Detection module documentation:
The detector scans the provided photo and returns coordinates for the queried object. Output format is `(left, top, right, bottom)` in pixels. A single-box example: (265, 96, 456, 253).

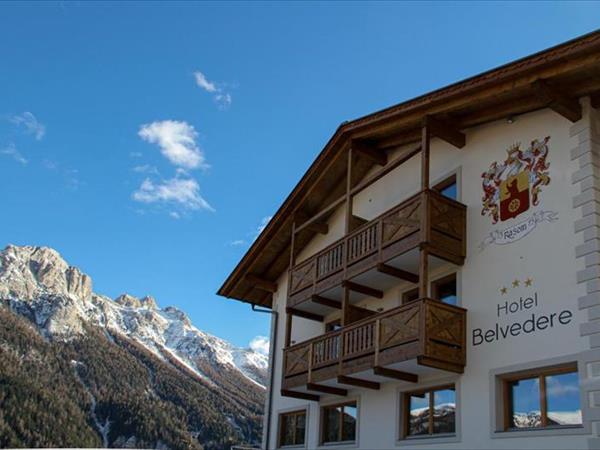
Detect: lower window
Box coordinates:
(503, 364, 582, 430)
(321, 401, 357, 444)
(278, 410, 306, 447)
(402, 385, 456, 438)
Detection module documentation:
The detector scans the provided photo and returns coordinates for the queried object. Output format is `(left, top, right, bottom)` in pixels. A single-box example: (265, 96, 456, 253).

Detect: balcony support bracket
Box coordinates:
(373, 366, 418, 383)
(342, 280, 383, 299)
(245, 274, 277, 293)
(532, 79, 582, 122)
(286, 307, 324, 322)
(281, 389, 320, 402)
(306, 383, 348, 397)
(376, 263, 419, 284)
(311, 295, 342, 309)
(423, 115, 466, 149)
(337, 375, 380, 390)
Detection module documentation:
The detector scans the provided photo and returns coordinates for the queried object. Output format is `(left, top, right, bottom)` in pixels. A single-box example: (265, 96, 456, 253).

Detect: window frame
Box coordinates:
(431, 273, 457, 305)
(433, 174, 457, 200)
(501, 363, 581, 431)
(401, 384, 457, 439)
(278, 409, 308, 448)
(319, 400, 358, 445)
(401, 272, 458, 305)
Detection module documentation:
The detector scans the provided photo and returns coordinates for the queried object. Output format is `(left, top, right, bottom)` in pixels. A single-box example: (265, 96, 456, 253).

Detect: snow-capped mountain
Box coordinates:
(0, 244, 267, 387)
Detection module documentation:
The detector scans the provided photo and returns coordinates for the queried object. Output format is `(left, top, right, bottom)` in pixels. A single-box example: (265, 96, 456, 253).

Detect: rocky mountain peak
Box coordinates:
(0, 244, 92, 301)
(114, 293, 157, 309)
(0, 244, 268, 387)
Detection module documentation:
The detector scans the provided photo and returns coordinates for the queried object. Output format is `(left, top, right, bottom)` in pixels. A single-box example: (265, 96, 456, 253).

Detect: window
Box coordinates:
(402, 288, 419, 304)
(402, 385, 456, 438)
(402, 274, 457, 305)
(278, 410, 306, 447)
(433, 175, 457, 200)
(321, 401, 357, 444)
(325, 319, 342, 332)
(432, 274, 457, 305)
(502, 364, 581, 430)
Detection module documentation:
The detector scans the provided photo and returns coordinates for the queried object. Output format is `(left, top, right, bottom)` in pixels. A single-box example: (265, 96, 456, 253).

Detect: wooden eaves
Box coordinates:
(217, 29, 600, 308)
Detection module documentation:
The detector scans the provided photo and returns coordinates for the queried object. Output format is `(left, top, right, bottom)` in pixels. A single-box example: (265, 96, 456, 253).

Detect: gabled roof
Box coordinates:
(218, 29, 600, 308)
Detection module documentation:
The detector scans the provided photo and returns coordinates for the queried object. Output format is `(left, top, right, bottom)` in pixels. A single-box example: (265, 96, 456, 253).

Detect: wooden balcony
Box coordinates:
(287, 189, 467, 310)
(282, 298, 466, 396)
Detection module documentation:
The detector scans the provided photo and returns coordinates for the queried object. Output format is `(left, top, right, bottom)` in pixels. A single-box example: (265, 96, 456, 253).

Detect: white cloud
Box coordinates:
(256, 216, 272, 237)
(249, 336, 270, 355)
(132, 176, 214, 211)
(194, 71, 217, 93)
(132, 164, 159, 175)
(138, 120, 207, 170)
(169, 211, 181, 219)
(193, 70, 233, 110)
(229, 239, 246, 246)
(1, 143, 27, 165)
(10, 112, 45, 140)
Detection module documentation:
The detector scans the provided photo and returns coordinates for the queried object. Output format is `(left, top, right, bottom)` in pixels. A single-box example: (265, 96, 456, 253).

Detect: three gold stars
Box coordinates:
(499, 278, 533, 295)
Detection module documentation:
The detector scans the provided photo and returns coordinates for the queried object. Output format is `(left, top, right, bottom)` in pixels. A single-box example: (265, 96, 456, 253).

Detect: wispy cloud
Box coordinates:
(194, 71, 233, 110)
(10, 112, 45, 140)
(249, 336, 270, 355)
(194, 71, 217, 93)
(132, 164, 159, 175)
(130, 151, 143, 158)
(132, 176, 214, 212)
(169, 211, 181, 220)
(138, 120, 207, 170)
(1, 143, 27, 165)
(229, 216, 273, 247)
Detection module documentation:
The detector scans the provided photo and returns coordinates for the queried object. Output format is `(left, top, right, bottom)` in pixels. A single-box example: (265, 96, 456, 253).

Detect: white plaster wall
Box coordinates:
(266, 106, 592, 449)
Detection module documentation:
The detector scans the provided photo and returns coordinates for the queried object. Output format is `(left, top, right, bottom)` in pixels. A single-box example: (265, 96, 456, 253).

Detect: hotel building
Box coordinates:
(219, 31, 600, 449)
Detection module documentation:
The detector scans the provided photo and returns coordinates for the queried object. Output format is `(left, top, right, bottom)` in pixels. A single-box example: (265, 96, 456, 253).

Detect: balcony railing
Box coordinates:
(288, 189, 467, 305)
(282, 298, 467, 388)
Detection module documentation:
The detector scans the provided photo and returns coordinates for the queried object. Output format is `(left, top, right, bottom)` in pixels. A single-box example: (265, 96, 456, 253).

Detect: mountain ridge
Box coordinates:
(0, 244, 266, 449)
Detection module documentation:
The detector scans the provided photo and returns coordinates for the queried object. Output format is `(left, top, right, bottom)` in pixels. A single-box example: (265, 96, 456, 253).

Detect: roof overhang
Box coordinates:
(218, 29, 600, 308)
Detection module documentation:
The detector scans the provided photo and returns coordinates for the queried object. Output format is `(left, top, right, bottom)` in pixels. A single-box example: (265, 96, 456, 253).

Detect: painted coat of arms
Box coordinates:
(481, 136, 551, 224)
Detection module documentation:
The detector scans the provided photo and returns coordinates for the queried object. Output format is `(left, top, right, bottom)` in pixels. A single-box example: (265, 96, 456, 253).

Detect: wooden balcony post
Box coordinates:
(285, 312, 293, 347)
(421, 118, 431, 190)
(419, 248, 429, 298)
(345, 147, 354, 234)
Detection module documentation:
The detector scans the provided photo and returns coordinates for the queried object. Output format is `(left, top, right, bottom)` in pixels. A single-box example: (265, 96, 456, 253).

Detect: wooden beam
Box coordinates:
(532, 79, 582, 122)
(281, 389, 320, 402)
(418, 356, 464, 374)
(376, 263, 419, 283)
(351, 146, 421, 196)
(294, 196, 345, 234)
(373, 366, 418, 383)
(342, 280, 383, 299)
(286, 307, 324, 322)
(351, 140, 387, 166)
(424, 115, 466, 149)
(311, 295, 341, 309)
(307, 382, 348, 396)
(245, 274, 277, 293)
(337, 375, 380, 390)
(294, 211, 329, 235)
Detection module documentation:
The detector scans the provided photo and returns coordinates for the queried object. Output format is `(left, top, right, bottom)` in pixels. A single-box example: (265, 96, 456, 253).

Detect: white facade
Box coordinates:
(262, 99, 600, 450)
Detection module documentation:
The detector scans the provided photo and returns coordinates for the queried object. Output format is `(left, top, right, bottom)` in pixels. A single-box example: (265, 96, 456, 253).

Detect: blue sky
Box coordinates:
(0, 2, 598, 350)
